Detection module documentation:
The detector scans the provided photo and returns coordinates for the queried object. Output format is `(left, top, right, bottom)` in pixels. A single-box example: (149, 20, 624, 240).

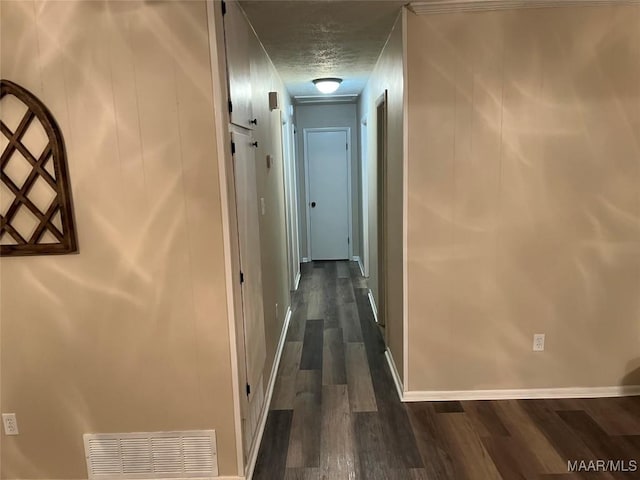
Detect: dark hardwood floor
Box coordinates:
(253, 261, 640, 479)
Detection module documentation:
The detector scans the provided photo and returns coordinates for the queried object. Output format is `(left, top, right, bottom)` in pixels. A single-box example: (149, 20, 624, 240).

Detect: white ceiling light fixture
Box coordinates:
(313, 78, 342, 94)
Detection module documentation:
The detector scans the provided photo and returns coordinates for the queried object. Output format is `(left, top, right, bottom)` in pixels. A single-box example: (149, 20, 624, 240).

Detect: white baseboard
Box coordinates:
(367, 289, 378, 324)
(403, 385, 640, 402)
(245, 306, 293, 480)
(353, 256, 365, 277)
(294, 271, 301, 291)
(302, 257, 310, 263)
(385, 349, 404, 401)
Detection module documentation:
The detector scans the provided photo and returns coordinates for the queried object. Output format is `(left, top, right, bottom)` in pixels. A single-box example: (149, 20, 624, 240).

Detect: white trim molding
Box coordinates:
(245, 307, 293, 480)
(385, 349, 404, 401)
(294, 271, 301, 291)
(410, 0, 640, 14)
(367, 289, 378, 324)
(401, 6, 410, 395)
(205, 1, 244, 474)
(403, 385, 640, 402)
(353, 256, 365, 277)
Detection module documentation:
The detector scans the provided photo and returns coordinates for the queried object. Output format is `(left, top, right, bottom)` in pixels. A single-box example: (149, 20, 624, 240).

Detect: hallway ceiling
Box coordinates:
(238, 1, 406, 99)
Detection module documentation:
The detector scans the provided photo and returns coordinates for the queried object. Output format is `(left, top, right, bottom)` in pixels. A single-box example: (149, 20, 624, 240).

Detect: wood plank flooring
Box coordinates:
(253, 261, 640, 479)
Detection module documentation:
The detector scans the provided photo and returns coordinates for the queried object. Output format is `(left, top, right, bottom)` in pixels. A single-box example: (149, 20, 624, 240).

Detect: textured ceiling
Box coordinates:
(239, 1, 406, 98)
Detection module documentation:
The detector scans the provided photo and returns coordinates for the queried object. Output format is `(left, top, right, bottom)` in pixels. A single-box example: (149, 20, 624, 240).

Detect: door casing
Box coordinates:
(281, 112, 301, 290)
(376, 92, 388, 338)
(360, 116, 369, 277)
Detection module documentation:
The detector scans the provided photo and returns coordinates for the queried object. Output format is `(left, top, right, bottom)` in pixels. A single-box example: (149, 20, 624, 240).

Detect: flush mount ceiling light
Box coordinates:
(312, 78, 342, 94)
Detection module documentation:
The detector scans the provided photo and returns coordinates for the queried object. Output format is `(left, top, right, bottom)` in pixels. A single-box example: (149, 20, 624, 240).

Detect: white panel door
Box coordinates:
(223, 0, 253, 129)
(306, 129, 350, 260)
(232, 129, 266, 404)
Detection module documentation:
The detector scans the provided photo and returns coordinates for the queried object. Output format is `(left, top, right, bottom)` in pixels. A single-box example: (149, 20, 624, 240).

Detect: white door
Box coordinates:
(223, 0, 253, 129)
(305, 128, 350, 260)
(231, 129, 266, 406)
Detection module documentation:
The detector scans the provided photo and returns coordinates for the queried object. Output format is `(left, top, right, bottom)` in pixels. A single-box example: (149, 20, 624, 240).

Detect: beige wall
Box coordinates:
(406, 5, 640, 391)
(1, 1, 238, 477)
(359, 13, 405, 379)
(247, 31, 293, 391)
(295, 103, 360, 261)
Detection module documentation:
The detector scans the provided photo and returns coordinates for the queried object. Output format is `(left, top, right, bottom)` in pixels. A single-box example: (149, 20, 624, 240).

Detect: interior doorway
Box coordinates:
(230, 126, 267, 453)
(304, 127, 352, 260)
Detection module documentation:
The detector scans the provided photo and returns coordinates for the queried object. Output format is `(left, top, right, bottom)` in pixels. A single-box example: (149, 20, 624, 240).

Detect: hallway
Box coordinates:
(253, 260, 424, 479)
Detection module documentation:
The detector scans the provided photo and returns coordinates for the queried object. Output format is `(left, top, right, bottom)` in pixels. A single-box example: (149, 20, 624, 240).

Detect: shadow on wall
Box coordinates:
(622, 358, 640, 385)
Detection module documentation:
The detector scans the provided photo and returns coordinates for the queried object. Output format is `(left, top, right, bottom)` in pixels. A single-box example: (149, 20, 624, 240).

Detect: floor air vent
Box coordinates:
(83, 430, 218, 479)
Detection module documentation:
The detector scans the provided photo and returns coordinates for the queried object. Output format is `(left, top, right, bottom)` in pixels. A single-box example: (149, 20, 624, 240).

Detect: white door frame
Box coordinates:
(206, 0, 244, 473)
(290, 122, 301, 287)
(360, 116, 369, 277)
(303, 127, 352, 261)
(281, 111, 301, 290)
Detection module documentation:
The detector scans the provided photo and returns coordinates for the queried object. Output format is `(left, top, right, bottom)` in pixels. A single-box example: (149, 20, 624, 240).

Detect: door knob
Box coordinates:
(311, 201, 316, 208)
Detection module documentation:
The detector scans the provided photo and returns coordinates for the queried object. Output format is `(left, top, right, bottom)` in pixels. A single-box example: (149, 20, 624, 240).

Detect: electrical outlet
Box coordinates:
(2, 413, 19, 435)
(533, 334, 545, 352)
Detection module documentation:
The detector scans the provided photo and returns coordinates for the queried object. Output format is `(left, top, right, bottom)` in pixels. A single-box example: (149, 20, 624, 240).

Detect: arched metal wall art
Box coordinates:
(0, 80, 78, 256)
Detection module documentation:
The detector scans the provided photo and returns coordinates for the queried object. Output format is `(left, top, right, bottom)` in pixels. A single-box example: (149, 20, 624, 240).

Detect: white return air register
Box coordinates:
(83, 430, 218, 479)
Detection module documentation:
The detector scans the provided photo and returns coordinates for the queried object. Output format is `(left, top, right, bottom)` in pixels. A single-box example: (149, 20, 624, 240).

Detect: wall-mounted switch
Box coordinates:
(2, 413, 19, 435)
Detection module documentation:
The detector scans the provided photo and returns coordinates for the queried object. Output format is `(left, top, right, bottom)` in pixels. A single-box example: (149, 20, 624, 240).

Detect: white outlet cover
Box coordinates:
(533, 333, 545, 352)
(2, 413, 19, 435)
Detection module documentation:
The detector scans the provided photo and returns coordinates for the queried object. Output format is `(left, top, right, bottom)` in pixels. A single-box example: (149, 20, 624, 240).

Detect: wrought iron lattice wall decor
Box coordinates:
(0, 79, 78, 256)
